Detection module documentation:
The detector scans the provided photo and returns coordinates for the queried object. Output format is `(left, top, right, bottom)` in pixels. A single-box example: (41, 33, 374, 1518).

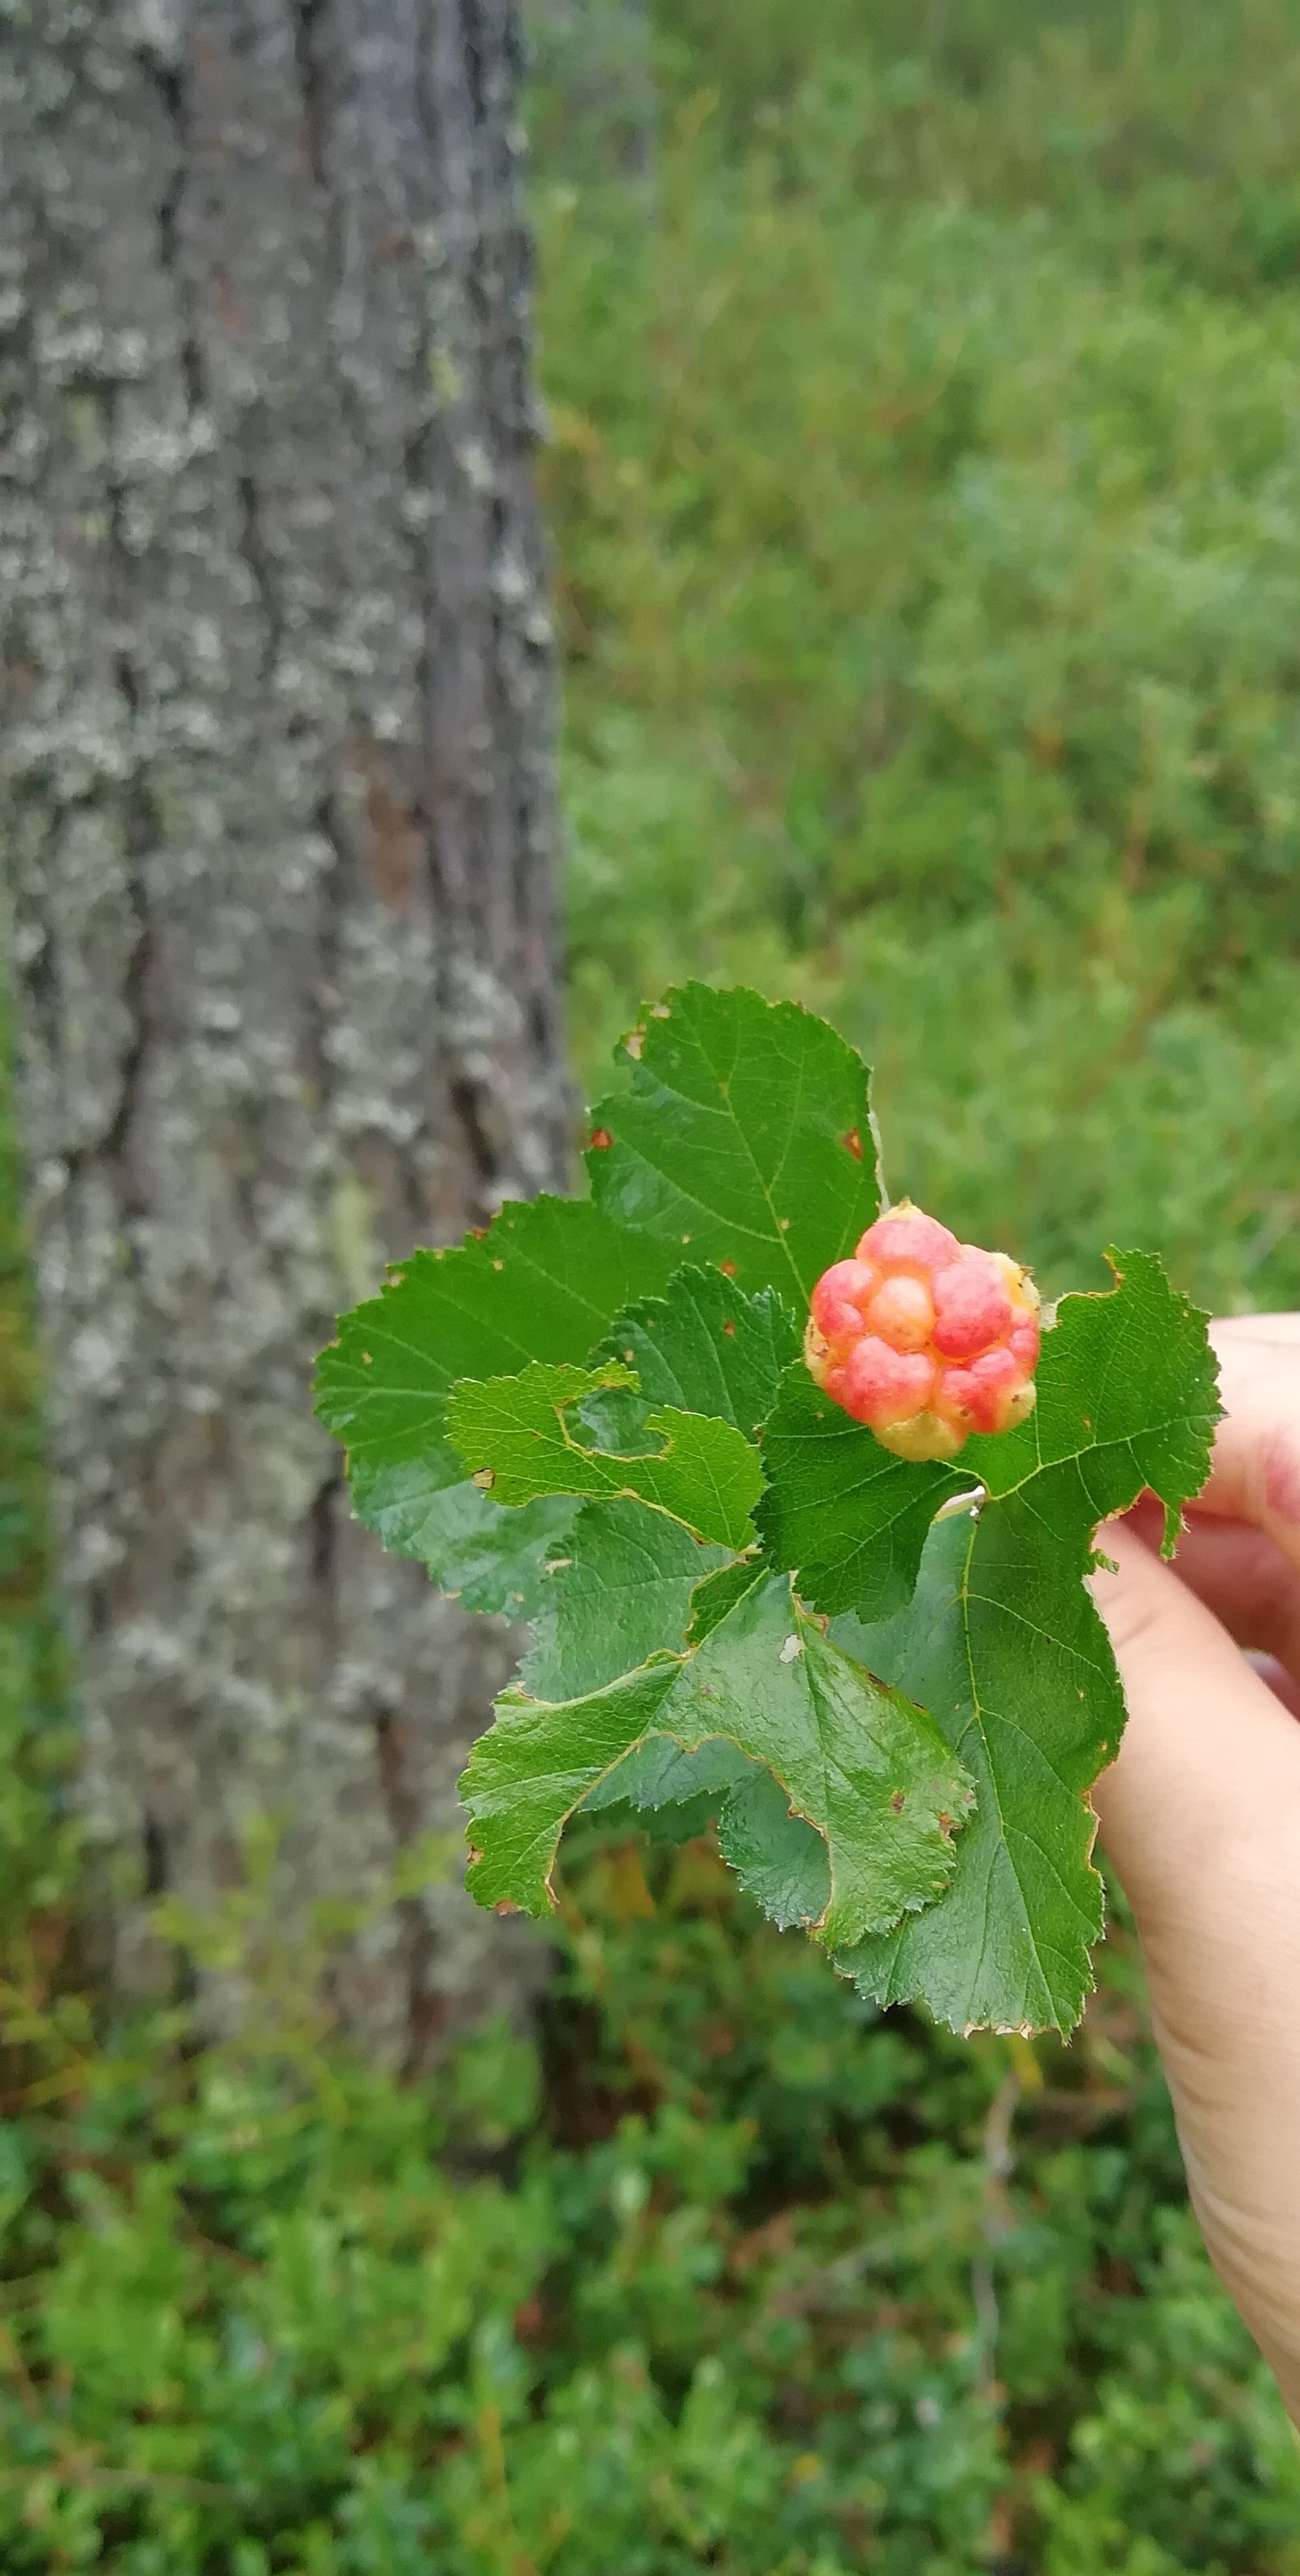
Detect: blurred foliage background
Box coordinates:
(3, 2, 1300, 2566)
(545, 0, 1300, 1314)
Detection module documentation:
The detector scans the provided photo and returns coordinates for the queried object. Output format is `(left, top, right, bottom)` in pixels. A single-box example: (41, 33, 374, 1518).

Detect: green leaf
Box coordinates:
(446, 1361, 765, 1550)
(514, 1265, 782, 1702)
(970, 1245, 1224, 1554)
(314, 1197, 678, 1614)
(684, 1579, 973, 1945)
(320, 969, 1220, 2036)
(582, 1788, 724, 1846)
(587, 985, 881, 1303)
(756, 1366, 969, 1620)
(317, 1196, 677, 1468)
(687, 1556, 772, 1643)
(715, 1764, 832, 1930)
(828, 1251, 1221, 2034)
(464, 1657, 682, 1914)
(577, 1731, 831, 1916)
(580, 1732, 754, 1815)
(578, 1732, 756, 1846)
(832, 1504, 1114, 2035)
(522, 1500, 730, 1702)
(596, 1263, 801, 1440)
(359, 1466, 578, 1619)
(462, 1570, 973, 1941)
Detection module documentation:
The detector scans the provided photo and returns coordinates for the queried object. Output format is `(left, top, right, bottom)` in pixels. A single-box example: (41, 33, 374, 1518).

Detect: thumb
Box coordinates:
(1091, 1519, 1300, 1915)
(1091, 1524, 1300, 2422)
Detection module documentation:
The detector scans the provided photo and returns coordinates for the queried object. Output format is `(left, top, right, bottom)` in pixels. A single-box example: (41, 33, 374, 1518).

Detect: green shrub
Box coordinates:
(2, 1828, 1298, 2573)
(650, 0, 1300, 298)
(539, 3, 1300, 1312)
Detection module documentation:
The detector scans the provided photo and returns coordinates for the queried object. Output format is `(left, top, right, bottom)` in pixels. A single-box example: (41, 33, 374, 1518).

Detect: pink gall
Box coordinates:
(806, 1199, 1040, 1458)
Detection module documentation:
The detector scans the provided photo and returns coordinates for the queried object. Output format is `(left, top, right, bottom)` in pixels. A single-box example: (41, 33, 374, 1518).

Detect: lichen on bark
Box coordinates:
(0, 0, 569, 2061)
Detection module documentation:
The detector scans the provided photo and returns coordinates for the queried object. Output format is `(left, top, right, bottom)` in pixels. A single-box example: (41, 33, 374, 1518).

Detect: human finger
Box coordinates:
(1090, 1526, 1300, 2422)
(1124, 1500, 1300, 1681)
(1188, 1318, 1300, 1571)
(1208, 1312, 1300, 1344)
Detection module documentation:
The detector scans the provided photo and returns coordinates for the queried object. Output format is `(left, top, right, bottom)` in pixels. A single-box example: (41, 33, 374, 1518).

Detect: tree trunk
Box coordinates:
(0, 0, 569, 2063)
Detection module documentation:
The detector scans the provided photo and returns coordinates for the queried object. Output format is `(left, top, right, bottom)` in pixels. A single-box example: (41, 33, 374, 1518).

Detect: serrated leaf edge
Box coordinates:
(447, 1359, 765, 1549)
(464, 1563, 973, 1940)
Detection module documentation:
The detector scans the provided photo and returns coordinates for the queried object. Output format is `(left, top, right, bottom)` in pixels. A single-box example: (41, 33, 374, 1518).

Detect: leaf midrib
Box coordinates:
(956, 1516, 1068, 2026)
(618, 995, 866, 1304)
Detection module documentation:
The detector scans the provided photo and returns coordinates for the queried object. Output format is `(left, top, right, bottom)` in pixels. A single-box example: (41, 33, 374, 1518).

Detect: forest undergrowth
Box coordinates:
(3, 3, 1300, 2566)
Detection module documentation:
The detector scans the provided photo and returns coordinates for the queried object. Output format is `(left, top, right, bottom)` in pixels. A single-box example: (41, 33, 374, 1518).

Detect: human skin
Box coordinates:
(1090, 1314, 1300, 2427)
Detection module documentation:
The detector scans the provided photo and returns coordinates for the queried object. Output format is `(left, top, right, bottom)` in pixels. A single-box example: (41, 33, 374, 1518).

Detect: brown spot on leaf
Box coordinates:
(719, 1258, 738, 1278)
(471, 1469, 496, 1491)
(723, 1320, 736, 1337)
(625, 1028, 645, 1060)
(589, 1127, 613, 1150)
(494, 1898, 521, 1916)
(842, 1128, 864, 1160)
(890, 1790, 906, 1814)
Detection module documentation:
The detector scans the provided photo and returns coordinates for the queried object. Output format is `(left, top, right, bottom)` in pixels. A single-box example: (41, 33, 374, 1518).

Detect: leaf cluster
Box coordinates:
(317, 986, 1220, 2034)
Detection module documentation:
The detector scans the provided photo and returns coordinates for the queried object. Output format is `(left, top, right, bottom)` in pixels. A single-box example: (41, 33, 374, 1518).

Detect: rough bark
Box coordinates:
(0, 0, 569, 2062)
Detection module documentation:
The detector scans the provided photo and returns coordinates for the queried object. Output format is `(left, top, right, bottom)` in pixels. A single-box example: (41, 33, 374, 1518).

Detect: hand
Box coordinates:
(1090, 1315, 1300, 2426)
